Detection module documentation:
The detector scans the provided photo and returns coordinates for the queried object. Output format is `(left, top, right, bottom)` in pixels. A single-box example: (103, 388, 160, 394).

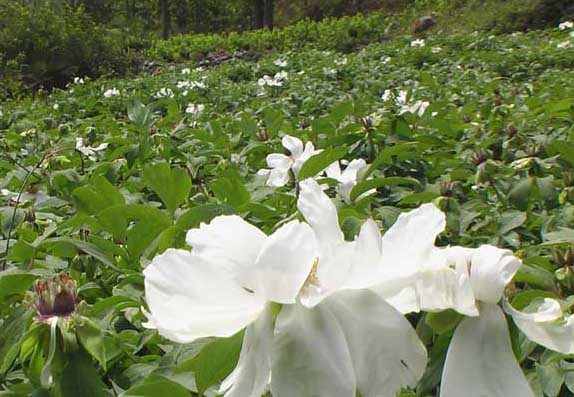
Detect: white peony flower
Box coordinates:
(185, 103, 205, 117)
(410, 39, 426, 48)
(559, 21, 573, 30)
(103, 88, 120, 98)
(324, 159, 374, 203)
(75, 137, 109, 161)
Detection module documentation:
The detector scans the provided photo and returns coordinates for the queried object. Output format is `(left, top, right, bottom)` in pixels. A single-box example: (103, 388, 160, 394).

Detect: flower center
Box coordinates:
(305, 257, 320, 287)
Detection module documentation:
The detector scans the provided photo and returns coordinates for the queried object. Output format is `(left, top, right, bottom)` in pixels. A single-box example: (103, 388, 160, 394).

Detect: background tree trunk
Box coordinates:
(263, 0, 273, 28)
(254, 0, 264, 29)
(159, 0, 170, 39)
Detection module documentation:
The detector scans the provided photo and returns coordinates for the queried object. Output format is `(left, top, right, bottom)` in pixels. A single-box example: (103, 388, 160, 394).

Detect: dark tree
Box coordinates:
(254, 0, 264, 29)
(159, 0, 170, 38)
(263, 0, 273, 28)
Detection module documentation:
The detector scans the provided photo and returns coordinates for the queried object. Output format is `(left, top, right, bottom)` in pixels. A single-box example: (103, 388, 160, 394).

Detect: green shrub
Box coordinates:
(147, 12, 391, 62)
(0, 0, 131, 99)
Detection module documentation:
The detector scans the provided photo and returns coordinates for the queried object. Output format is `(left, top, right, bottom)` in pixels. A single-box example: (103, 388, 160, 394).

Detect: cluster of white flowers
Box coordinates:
(411, 39, 426, 48)
(334, 57, 348, 67)
(176, 80, 206, 90)
(154, 87, 174, 99)
(144, 136, 574, 396)
(273, 58, 288, 68)
(181, 67, 191, 75)
(258, 71, 289, 87)
(382, 89, 430, 117)
(73, 77, 85, 85)
(103, 88, 120, 98)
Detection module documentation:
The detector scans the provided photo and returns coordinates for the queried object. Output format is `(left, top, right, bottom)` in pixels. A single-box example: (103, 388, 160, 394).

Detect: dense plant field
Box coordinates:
(1, 21, 574, 397)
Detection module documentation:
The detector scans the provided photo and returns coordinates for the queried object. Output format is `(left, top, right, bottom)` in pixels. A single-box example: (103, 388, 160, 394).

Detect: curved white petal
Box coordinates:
(271, 304, 356, 397)
(470, 245, 521, 304)
(440, 304, 533, 397)
(325, 161, 342, 180)
(186, 215, 267, 289)
(266, 153, 291, 170)
(292, 142, 317, 176)
(340, 159, 367, 183)
(381, 203, 446, 280)
(267, 167, 290, 187)
(342, 219, 384, 290)
(504, 298, 574, 354)
(220, 305, 273, 397)
(143, 249, 265, 343)
(281, 135, 304, 158)
(298, 178, 344, 246)
(252, 221, 317, 304)
(327, 290, 427, 397)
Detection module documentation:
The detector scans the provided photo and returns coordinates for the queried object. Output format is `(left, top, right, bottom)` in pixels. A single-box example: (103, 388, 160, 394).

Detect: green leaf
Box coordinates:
(542, 228, 574, 246)
(143, 163, 192, 214)
(127, 101, 154, 129)
(76, 318, 106, 370)
(350, 177, 420, 202)
(122, 375, 191, 397)
(72, 175, 124, 214)
(211, 175, 250, 209)
(97, 204, 171, 259)
(175, 204, 235, 230)
(498, 211, 526, 235)
(425, 310, 463, 334)
(55, 353, 108, 397)
(40, 237, 118, 270)
(364, 142, 421, 178)
(297, 147, 348, 180)
(0, 307, 34, 376)
(176, 331, 244, 396)
(0, 273, 39, 300)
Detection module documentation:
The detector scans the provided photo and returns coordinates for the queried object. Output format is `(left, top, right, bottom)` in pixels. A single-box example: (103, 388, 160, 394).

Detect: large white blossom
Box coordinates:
(103, 88, 120, 98)
(143, 178, 428, 397)
(559, 21, 574, 30)
(75, 138, 109, 161)
(382, 90, 430, 117)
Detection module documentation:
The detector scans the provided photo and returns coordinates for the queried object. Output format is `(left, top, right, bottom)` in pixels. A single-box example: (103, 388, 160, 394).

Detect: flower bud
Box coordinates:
(34, 273, 77, 320)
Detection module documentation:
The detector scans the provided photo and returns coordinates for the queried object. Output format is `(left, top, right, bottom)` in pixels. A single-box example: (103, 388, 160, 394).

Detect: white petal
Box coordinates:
(271, 304, 356, 397)
(298, 178, 344, 246)
(281, 135, 303, 158)
(504, 298, 574, 354)
(292, 142, 317, 176)
(325, 161, 342, 180)
(440, 304, 534, 397)
(340, 159, 367, 183)
(470, 245, 521, 304)
(327, 290, 427, 397)
(220, 305, 273, 397)
(342, 219, 384, 290)
(252, 221, 317, 304)
(266, 153, 291, 170)
(185, 215, 266, 290)
(143, 249, 265, 343)
(266, 167, 290, 187)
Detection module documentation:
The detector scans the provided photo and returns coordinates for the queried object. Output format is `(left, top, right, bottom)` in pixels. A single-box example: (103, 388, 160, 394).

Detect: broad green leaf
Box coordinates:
(76, 318, 106, 370)
(425, 310, 463, 334)
(122, 375, 191, 397)
(55, 353, 108, 397)
(0, 273, 39, 300)
(297, 147, 348, 180)
(350, 177, 420, 202)
(176, 331, 244, 396)
(211, 175, 250, 208)
(175, 204, 235, 230)
(143, 163, 192, 214)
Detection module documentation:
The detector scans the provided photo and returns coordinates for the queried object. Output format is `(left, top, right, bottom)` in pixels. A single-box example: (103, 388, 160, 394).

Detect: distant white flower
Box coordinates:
(431, 46, 442, 53)
(154, 87, 174, 99)
(334, 57, 348, 67)
(325, 159, 374, 203)
(557, 40, 573, 49)
(274, 59, 288, 68)
(75, 138, 109, 161)
(257, 135, 318, 187)
(382, 90, 430, 117)
(52, 104, 59, 110)
(73, 77, 85, 85)
(559, 21, 574, 30)
(103, 88, 120, 98)
(258, 72, 288, 88)
(185, 103, 205, 117)
(177, 80, 206, 90)
(181, 68, 191, 74)
(381, 56, 392, 64)
(410, 39, 425, 48)
(323, 68, 337, 78)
